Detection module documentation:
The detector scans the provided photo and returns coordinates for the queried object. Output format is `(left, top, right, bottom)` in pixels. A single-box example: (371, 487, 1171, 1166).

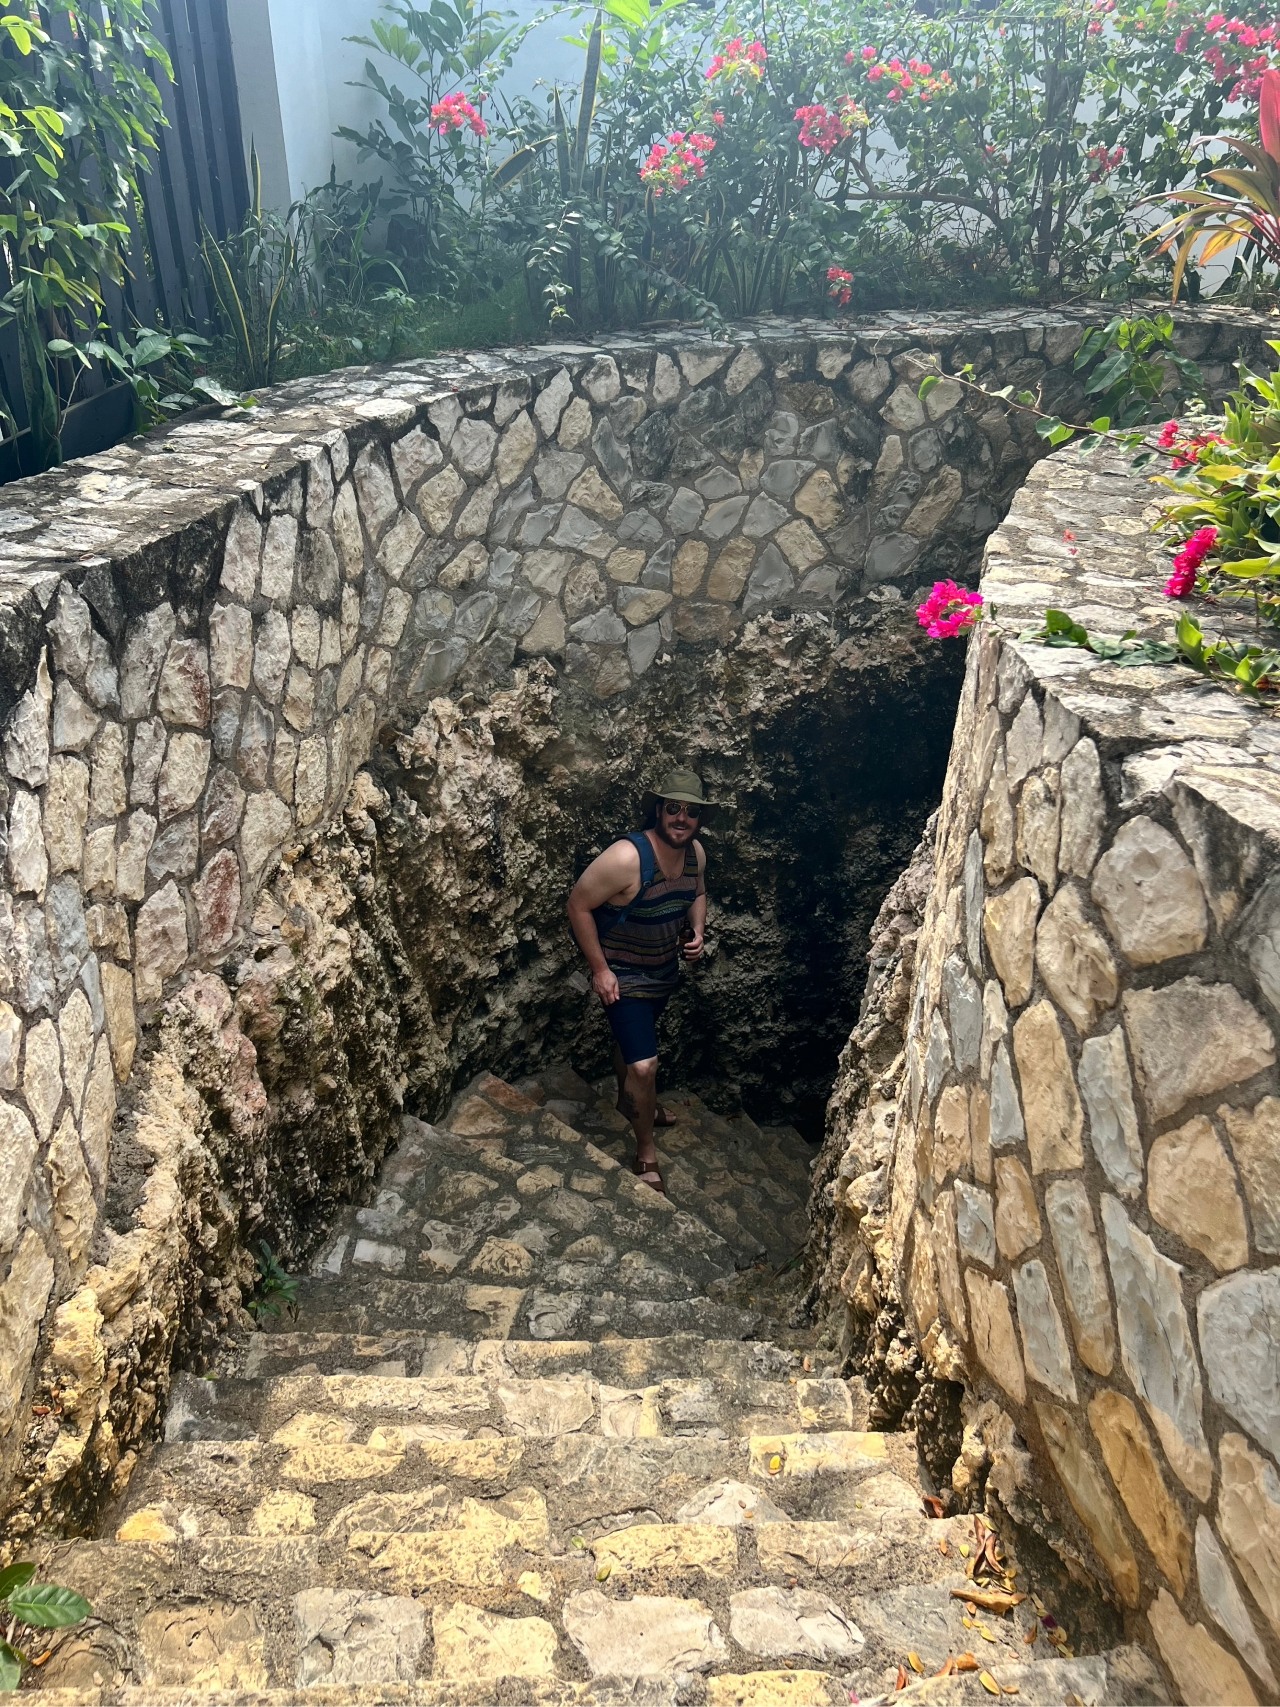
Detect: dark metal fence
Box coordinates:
(0, 0, 248, 479)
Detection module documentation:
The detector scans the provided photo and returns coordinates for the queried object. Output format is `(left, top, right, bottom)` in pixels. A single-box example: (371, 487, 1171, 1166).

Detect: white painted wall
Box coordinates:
(223, 0, 583, 209)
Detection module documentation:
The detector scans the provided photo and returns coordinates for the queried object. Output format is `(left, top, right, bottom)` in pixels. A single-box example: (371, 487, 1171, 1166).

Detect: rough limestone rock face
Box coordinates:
(815, 444, 1280, 1702)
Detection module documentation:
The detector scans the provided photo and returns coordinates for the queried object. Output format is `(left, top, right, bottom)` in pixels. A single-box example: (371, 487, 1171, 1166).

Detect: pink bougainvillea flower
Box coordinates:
(639, 127, 716, 194)
(796, 99, 868, 155)
(826, 265, 854, 307)
(1164, 525, 1218, 596)
(916, 580, 984, 638)
(1261, 64, 1280, 158)
(706, 36, 766, 83)
(431, 90, 488, 136)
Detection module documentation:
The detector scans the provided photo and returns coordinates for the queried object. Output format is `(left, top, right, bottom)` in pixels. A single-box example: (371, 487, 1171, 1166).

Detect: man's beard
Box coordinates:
(654, 819, 690, 848)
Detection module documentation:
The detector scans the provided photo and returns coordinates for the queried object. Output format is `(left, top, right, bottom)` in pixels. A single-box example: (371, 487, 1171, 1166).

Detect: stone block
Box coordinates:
(994, 1156, 1040, 1260)
(983, 876, 1039, 1008)
(954, 1180, 995, 1268)
(1092, 816, 1208, 965)
(138, 1602, 267, 1688)
(293, 1588, 425, 1686)
(1219, 1432, 1280, 1642)
(1148, 1587, 1259, 1707)
(592, 1524, 737, 1579)
(989, 1041, 1026, 1152)
(1035, 883, 1117, 1035)
(0, 1227, 53, 1434)
(1123, 978, 1274, 1124)
(1012, 1001, 1083, 1172)
(964, 1269, 1025, 1404)
(707, 1672, 838, 1707)
(1035, 1399, 1139, 1608)
(1101, 1195, 1211, 1500)
(0, 1001, 18, 1091)
(1044, 1179, 1114, 1376)
(1012, 1258, 1076, 1403)
(8, 788, 47, 896)
(1199, 1270, 1280, 1461)
(562, 1589, 724, 1678)
(1196, 1515, 1279, 1693)
(1058, 738, 1105, 878)
(22, 1016, 62, 1141)
(1088, 1389, 1190, 1595)
(728, 1588, 863, 1662)
(1078, 1027, 1143, 1197)
(1149, 1116, 1248, 1270)
(134, 880, 189, 1003)
(1220, 1097, 1280, 1254)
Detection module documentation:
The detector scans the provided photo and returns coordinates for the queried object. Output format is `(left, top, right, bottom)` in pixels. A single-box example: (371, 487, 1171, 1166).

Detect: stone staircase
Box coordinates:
(27, 1068, 1166, 1706)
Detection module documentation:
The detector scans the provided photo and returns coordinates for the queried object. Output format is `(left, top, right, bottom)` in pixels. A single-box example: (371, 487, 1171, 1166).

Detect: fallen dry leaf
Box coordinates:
(1003, 1687, 1020, 1696)
(979, 1626, 997, 1643)
(959, 1543, 971, 1558)
(937, 1538, 951, 1557)
(768, 1454, 783, 1475)
(951, 1585, 1026, 1614)
(907, 1653, 923, 1674)
(1023, 1626, 1039, 1647)
(954, 1654, 980, 1672)
(894, 1665, 909, 1691)
(979, 1671, 1001, 1695)
(923, 1494, 946, 1519)
(937, 1657, 955, 1678)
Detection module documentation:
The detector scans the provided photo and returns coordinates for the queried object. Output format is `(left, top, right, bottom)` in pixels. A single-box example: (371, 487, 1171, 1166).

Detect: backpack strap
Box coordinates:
(597, 833, 657, 937)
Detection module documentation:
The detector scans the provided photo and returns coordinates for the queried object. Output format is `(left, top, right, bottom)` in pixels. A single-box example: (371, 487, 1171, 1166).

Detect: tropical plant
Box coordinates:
(201, 147, 311, 391)
(248, 1242, 299, 1323)
(0, 1560, 91, 1691)
(338, 0, 527, 292)
(1149, 65, 1280, 295)
(0, 0, 170, 466)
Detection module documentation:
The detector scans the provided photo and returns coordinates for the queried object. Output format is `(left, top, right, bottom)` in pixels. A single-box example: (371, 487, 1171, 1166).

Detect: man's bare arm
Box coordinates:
(566, 841, 642, 1003)
(684, 840, 708, 959)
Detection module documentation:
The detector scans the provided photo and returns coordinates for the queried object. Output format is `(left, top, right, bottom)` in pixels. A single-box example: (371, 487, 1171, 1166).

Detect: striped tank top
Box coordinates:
(593, 838, 699, 1001)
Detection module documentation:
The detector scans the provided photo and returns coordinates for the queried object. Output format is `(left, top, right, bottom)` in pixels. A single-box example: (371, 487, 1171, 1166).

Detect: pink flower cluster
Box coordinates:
(795, 98, 868, 155)
(705, 37, 767, 84)
(826, 265, 853, 307)
(916, 580, 983, 638)
(1157, 418, 1228, 468)
(431, 91, 487, 137)
(1172, 12, 1279, 99)
(1086, 142, 1125, 180)
(1165, 525, 1218, 596)
(640, 128, 717, 195)
(858, 52, 953, 102)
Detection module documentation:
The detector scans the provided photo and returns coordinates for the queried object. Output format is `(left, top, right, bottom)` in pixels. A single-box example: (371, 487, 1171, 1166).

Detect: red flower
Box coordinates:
(431, 90, 488, 137)
(916, 580, 983, 638)
(1164, 525, 1218, 596)
(826, 265, 854, 307)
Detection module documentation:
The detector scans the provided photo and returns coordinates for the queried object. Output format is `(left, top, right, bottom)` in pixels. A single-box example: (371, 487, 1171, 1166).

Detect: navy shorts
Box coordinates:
(605, 993, 670, 1064)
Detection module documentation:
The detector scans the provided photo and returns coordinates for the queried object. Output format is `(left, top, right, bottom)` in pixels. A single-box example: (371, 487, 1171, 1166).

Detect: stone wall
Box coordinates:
(818, 444, 1280, 1704)
(0, 306, 1267, 1541)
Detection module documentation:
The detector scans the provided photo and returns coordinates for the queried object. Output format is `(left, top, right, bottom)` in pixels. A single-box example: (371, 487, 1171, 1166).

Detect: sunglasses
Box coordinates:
(661, 800, 702, 819)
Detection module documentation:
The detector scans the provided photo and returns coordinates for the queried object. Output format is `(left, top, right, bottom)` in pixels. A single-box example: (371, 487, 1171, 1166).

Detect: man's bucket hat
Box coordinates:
(647, 767, 715, 808)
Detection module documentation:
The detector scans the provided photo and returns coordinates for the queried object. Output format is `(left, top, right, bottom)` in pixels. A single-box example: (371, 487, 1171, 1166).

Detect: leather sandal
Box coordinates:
(632, 1157, 666, 1195)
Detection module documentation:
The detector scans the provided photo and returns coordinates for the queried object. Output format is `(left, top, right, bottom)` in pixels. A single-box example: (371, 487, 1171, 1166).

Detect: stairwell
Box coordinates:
(27, 1069, 1166, 1706)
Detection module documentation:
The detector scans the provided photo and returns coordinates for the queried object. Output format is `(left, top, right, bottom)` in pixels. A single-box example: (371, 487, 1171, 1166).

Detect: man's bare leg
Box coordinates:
(614, 1041, 675, 1129)
(619, 1054, 659, 1172)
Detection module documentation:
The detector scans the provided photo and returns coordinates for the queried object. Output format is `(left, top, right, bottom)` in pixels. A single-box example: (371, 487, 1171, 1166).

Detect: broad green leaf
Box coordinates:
(6, 1582, 91, 1629)
(0, 1640, 22, 1692)
(0, 1564, 35, 1600)
(917, 374, 940, 400)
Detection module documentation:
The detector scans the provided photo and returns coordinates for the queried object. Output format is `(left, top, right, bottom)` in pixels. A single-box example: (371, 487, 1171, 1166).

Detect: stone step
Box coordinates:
(32, 1525, 1112, 1699)
(110, 1428, 924, 1548)
(857, 1642, 1169, 1706)
(267, 1273, 767, 1342)
(21, 1688, 685, 1707)
(164, 1367, 862, 1448)
(237, 1331, 831, 1388)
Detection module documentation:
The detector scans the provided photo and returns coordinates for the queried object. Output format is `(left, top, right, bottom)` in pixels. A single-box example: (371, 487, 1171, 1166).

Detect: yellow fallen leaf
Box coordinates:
(595, 1564, 611, 1581)
(980, 1625, 997, 1642)
(1030, 1594, 1046, 1616)
(907, 1653, 923, 1674)
(979, 1672, 1001, 1696)
(959, 1543, 971, 1558)
(768, 1454, 783, 1475)
(962, 1616, 975, 1628)
(1003, 1688, 1020, 1697)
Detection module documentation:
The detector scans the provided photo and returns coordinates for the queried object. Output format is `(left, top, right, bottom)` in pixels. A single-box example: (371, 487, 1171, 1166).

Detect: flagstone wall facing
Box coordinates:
(877, 446, 1280, 1705)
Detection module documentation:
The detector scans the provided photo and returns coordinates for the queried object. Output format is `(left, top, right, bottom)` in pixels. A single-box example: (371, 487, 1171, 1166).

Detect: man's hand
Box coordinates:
(592, 966, 621, 1005)
(682, 930, 705, 962)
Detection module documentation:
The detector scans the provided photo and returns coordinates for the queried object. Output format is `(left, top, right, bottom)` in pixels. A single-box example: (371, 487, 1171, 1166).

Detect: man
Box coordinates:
(566, 767, 710, 1194)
